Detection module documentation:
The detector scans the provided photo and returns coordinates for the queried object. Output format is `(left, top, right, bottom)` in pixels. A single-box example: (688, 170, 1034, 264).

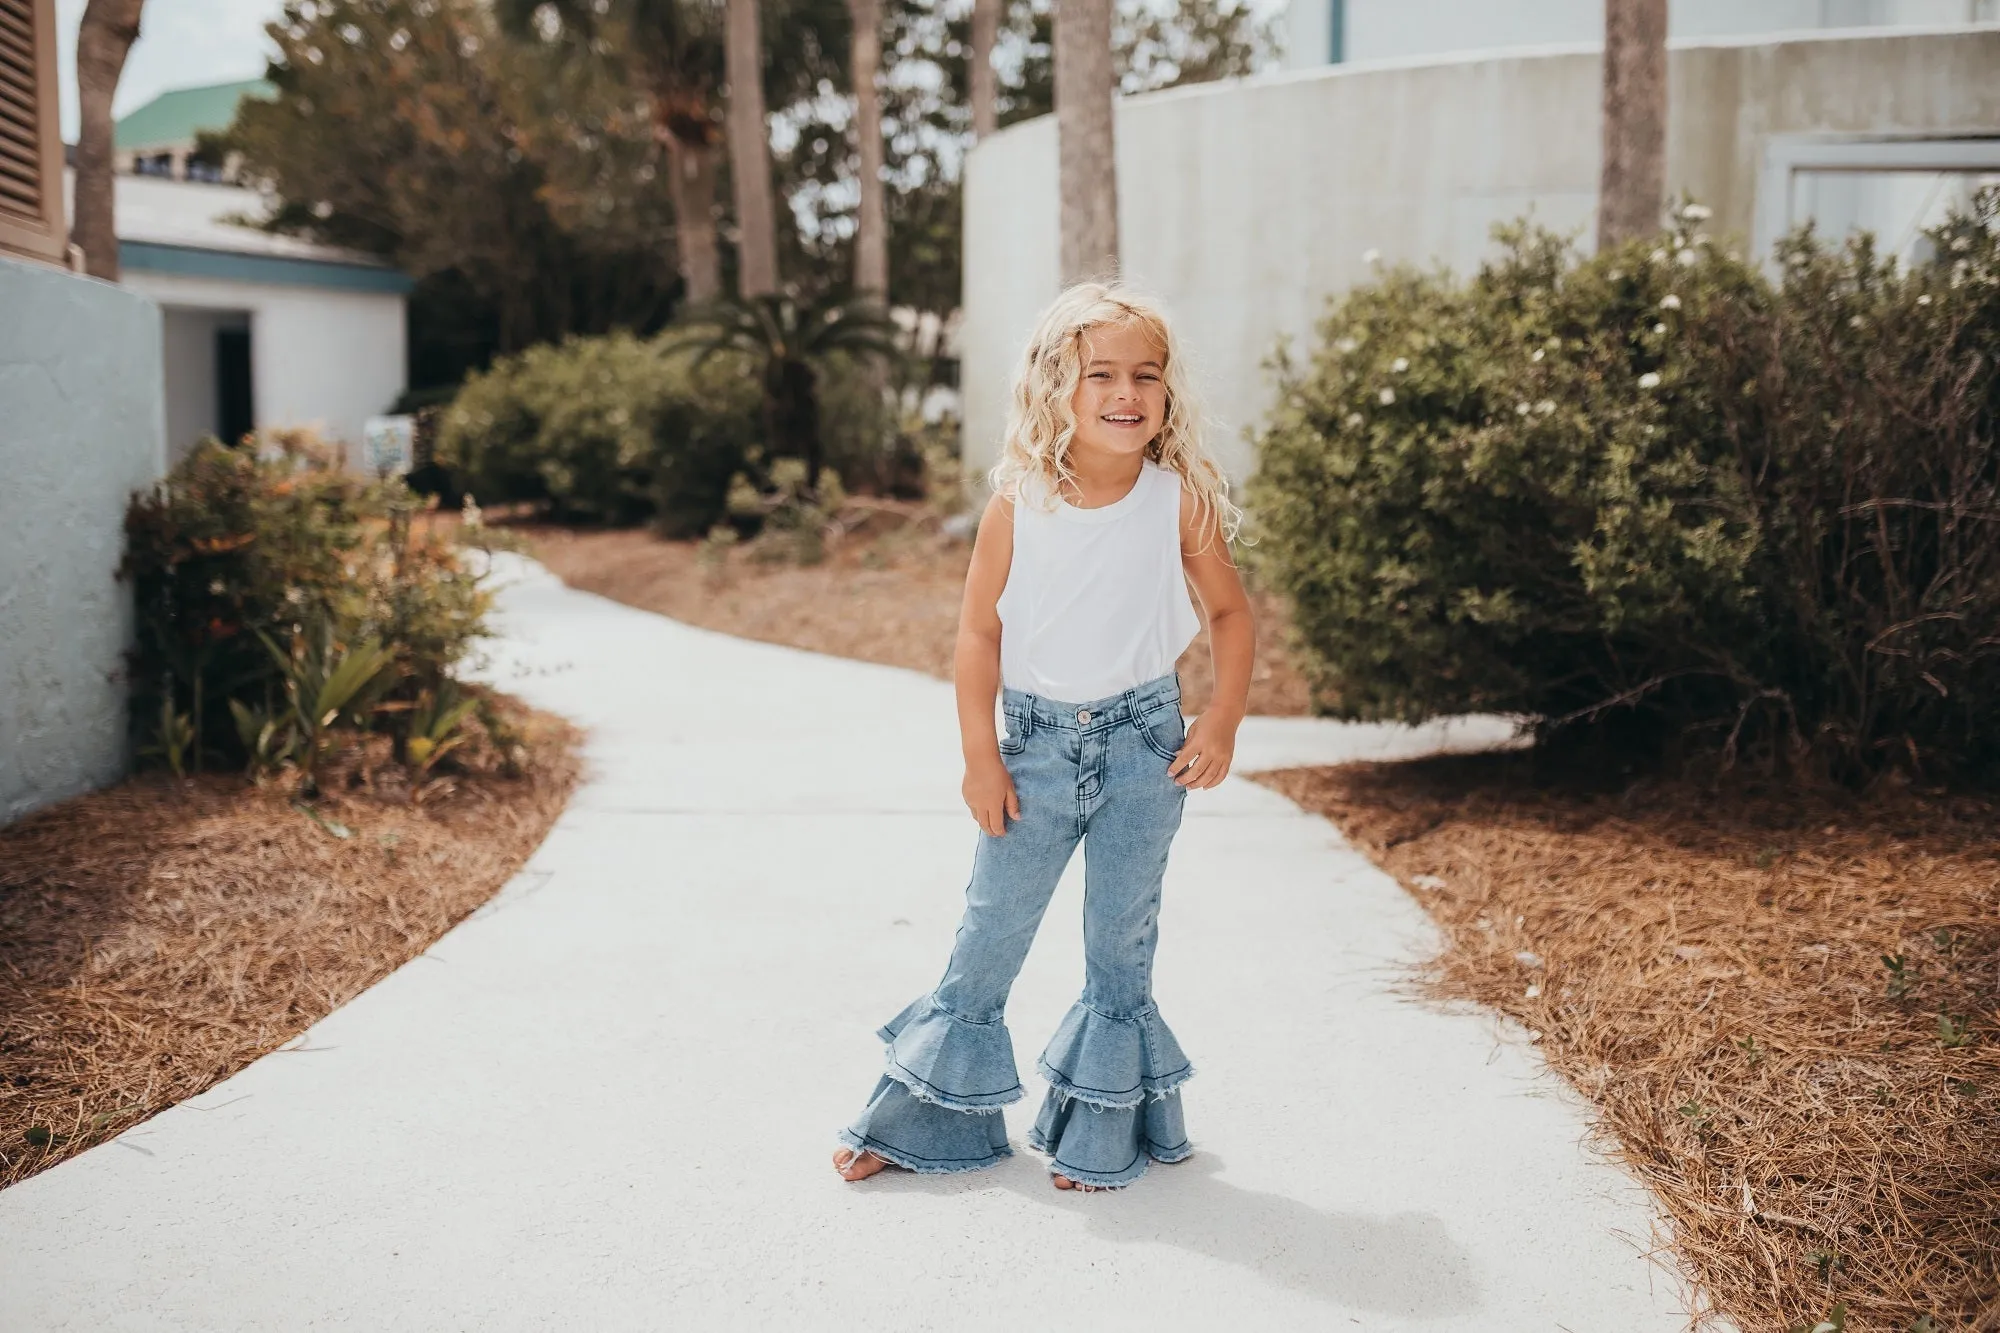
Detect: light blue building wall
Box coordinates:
(0, 256, 167, 825)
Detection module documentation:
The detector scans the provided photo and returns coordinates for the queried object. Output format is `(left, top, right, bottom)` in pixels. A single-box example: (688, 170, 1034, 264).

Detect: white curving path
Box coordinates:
(0, 555, 1698, 1331)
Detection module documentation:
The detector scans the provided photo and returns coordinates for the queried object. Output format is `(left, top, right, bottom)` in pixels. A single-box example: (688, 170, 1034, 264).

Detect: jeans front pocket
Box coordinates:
(1137, 702, 1185, 761)
(999, 707, 1030, 755)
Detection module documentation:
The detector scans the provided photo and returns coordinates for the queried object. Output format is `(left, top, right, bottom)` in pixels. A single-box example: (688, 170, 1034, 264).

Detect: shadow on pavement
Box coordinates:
(867, 1149, 1483, 1317)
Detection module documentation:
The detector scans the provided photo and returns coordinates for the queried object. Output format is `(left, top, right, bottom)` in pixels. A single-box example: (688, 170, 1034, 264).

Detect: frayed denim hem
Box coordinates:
(1024, 1126, 1174, 1189)
(882, 1054, 1024, 1113)
(1033, 1000, 1194, 1109)
(836, 1128, 1012, 1176)
(1035, 1057, 1195, 1110)
(874, 994, 1025, 1112)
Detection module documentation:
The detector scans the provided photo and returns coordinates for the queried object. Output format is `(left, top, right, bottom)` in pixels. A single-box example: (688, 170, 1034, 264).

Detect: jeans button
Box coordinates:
(1077, 709, 1091, 724)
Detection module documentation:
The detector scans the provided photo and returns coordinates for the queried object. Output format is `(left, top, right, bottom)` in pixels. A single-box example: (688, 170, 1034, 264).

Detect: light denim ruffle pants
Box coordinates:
(838, 672, 1195, 1188)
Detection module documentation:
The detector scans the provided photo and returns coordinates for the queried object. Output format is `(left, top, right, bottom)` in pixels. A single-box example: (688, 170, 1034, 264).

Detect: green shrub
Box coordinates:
(121, 434, 489, 774)
(435, 332, 762, 534)
(1252, 195, 2000, 782)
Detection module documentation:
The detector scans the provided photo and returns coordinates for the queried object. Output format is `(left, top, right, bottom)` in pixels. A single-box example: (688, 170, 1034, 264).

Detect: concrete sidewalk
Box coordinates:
(0, 555, 1695, 1330)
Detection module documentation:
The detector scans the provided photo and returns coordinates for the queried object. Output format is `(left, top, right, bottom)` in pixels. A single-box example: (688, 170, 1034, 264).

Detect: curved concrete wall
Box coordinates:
(962, 27, 2000, 482)
(0, 256, 166, 825)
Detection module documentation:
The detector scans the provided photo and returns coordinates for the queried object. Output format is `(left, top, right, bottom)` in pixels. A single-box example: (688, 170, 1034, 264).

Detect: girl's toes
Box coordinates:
(833, 1148, 888, 1181)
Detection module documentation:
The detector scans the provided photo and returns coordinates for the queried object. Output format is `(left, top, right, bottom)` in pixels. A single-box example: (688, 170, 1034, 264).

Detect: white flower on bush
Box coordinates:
(1516, 401, 1531, 416)
(1334, 336, 1359, 355)
(1536, 399, 1556, 415)
(1378, 388, 1396, 405)
(1391, 356, 1410, 373)
(1676, 248, 1699, 267)
(1638, 372, 1662, 389)
(1649, 248, 1668, 265)
(1660, 294, 1682, 311)
(1653, 322, 1668, 335)
(1345, 412, 1365, 428)
(1952, 235, 1973, 253)
(208, 579, 226, 595)
(1917, 294, 1932, 306)
(284, 586, 305, 605)
(1680, 203, 1713, 222)
(1531, 348, 1545, 363)
(1362, 248, 1382, 266)
(1850, 315, 1865, 328)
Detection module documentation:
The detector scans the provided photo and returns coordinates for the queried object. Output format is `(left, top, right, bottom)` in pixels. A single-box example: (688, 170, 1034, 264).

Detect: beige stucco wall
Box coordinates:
(961, 27, 2000, 483)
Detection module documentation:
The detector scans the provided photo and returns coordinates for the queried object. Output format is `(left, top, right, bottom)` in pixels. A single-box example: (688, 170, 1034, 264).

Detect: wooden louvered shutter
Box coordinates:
(0, 0, 66, 267)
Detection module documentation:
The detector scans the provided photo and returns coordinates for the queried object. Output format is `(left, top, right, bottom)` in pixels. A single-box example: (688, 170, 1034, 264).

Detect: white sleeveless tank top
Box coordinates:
(996, 460, 1201, 704)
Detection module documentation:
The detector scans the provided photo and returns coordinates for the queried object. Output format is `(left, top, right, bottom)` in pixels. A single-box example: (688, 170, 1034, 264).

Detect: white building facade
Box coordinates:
(1283, 0, 2000, 69)
(88, 172, 411, 466)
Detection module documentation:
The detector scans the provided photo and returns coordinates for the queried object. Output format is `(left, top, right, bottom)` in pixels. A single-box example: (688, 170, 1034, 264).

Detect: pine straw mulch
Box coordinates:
(0, 695, 579, 1191)
(520, 502, 1312, 718)
(1256, 754, 2000, 1333)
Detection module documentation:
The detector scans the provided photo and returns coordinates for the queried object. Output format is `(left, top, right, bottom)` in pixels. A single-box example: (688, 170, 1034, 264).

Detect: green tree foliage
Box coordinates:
(781, 0, 1278, 334)
(1252, 197, 2000, 783)
(227, 0, 684, 373)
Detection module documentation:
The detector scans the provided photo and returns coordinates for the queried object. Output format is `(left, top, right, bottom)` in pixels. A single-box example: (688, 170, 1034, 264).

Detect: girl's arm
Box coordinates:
(955, 491, 1021, 835)
(1173, 489, 1254, 789)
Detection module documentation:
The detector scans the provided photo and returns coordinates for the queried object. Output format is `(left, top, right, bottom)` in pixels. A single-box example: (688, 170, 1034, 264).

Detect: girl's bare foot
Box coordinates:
(833, 1146, 889, 1181)
(1051, 1174, 1105, 1193)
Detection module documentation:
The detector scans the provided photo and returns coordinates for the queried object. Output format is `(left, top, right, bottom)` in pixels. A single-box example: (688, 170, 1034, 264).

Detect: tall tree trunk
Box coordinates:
(847, 0, 887, 298)
(663, 132, 723, 304)
(969, 0, 998, 141)
(71, 0, 147, 281)
(1597, 0, 1668, 250)
(724, 0, 779, 297)
(1054, 0, 1117, 285)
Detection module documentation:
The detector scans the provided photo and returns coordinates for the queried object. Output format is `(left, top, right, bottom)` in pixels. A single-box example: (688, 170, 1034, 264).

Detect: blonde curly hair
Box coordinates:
(987, 282, 1241, 549)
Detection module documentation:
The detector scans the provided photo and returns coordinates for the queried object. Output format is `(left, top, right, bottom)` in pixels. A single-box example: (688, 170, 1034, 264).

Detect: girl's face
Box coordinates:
(1068, 321, 1169, 461)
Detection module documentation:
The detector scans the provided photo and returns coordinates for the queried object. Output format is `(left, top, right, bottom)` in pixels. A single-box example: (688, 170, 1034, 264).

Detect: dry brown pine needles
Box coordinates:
(1257, 755, 2000, 1332)
(0, 695, 577, 1190)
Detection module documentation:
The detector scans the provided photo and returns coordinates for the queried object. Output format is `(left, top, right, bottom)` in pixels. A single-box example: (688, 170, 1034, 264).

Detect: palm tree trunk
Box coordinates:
(1597, 0, 1668, 249)
(969, 0, 998, 141)
(71, 0, 147, 281)
(663, 131, 723, 304)
(847, 0, 887, 298)
(724, 0, 779, 297)
(1054, 0, 1117, 284)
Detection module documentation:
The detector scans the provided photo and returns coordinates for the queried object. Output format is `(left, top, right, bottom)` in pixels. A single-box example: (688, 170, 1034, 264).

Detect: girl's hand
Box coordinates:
(1170, 713, 1238, 790)
(963, 753, 1022, 836)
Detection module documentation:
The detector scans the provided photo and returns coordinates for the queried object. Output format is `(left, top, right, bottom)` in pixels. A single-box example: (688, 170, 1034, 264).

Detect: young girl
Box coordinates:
(832, 283, 1253, 1191)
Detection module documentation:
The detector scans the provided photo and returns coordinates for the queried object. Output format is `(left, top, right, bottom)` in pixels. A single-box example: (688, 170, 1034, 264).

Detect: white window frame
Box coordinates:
(1753, 132, 2000, 273)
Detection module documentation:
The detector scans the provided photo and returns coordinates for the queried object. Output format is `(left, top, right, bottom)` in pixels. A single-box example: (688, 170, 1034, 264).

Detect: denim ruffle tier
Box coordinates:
(838, 994, 1193, 1187)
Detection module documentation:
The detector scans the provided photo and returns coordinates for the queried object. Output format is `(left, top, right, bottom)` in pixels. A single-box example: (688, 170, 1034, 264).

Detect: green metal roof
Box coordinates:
(115, 79, 275, 151)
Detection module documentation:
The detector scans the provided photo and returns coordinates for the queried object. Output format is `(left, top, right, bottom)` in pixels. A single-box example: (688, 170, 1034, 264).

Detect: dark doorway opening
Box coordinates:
(216, 327, 254, 447)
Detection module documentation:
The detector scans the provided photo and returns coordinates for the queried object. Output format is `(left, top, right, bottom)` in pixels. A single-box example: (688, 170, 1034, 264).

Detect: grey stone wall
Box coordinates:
(1, 255, 166, 825)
